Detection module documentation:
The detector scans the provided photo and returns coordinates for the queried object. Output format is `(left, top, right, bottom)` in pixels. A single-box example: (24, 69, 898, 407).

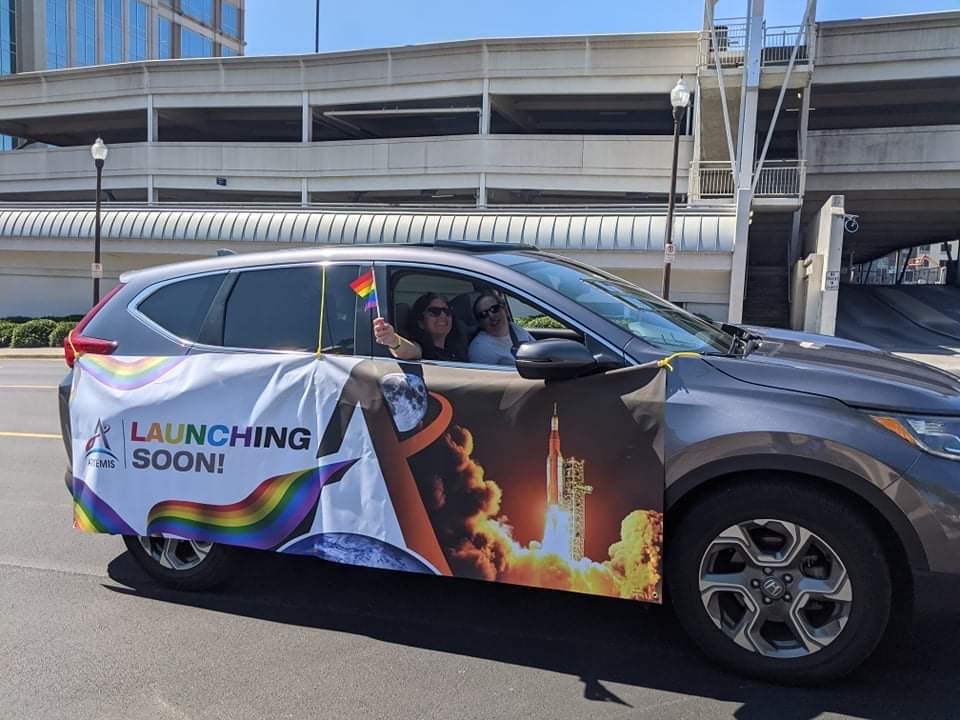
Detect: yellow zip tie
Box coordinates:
(315, 263, 328, 358)
(656, 351, 702, 372)
(67, 328, 80, 362)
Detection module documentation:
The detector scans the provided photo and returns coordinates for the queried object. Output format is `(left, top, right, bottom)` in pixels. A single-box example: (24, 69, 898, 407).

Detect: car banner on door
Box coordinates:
(71, 353, 666, 602)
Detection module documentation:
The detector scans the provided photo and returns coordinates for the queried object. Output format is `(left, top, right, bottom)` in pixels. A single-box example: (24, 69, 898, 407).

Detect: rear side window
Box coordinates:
(222, 264, 362, 353)
(138, 273, 225, 341)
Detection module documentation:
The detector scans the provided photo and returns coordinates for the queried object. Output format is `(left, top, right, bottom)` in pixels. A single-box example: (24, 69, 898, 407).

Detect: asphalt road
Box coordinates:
(2, 357, 960, 720)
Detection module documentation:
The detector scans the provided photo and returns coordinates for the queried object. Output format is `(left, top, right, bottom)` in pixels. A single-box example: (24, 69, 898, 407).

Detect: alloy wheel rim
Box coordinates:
(138, 536, 212, 572)
(698, 519, 853, 659)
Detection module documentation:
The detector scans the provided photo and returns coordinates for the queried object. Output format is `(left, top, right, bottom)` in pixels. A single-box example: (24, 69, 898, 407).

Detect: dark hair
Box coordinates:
(472, 289, 503, 318)
(406, 292, 465, 358)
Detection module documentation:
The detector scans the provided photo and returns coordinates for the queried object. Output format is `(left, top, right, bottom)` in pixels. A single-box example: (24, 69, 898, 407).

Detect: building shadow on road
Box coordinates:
(106, 548, 960, 720)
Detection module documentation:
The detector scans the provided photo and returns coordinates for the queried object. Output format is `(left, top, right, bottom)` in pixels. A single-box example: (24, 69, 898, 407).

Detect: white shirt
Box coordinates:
(468, 324, 534, 366)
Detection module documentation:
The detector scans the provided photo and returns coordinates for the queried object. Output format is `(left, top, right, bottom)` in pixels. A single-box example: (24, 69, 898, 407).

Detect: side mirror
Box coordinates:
(515, 339, 606, 381)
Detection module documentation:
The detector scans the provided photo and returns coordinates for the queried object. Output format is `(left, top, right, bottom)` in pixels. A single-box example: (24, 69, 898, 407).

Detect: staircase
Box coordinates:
(742, 214, 792, 328)
(743, 266, 790, 327)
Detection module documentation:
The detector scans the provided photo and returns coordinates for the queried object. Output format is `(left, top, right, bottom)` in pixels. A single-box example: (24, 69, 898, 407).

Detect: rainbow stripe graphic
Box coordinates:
(72, 477, 137, 535)
(80, 355, 186, 391)
(145, 459, 356, 550)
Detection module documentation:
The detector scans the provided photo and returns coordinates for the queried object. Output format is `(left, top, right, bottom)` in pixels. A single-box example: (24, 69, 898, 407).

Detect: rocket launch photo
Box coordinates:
(543, 404, 593, 562)
(404, 361, 665, 602)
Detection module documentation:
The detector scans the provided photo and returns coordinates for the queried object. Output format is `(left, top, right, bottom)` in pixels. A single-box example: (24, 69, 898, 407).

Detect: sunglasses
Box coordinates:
(424, 306, 453, 318)
(475, 303, 503, 320)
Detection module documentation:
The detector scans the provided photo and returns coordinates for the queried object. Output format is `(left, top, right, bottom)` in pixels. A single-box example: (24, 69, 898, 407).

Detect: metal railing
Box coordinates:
(852, 266, 947, 286)
(700, 23, 748, 68)
(762, 24, 810, 66)
(754, 159, 805, 197)
(689, 159, 805, 200)
(690, 161, 736, 199)
(698, 22, 810, 69)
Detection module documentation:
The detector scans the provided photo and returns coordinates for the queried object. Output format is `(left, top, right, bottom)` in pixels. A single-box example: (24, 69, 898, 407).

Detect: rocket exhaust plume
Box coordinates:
(541, 505, 572, 561)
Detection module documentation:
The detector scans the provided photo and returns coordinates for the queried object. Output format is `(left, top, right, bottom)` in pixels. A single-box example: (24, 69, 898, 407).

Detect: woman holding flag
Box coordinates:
(373, 293, 466, 362)
(350, 269, 465, 362)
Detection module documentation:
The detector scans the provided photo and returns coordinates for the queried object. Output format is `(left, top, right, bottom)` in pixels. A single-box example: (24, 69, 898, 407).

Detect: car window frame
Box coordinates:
(379, 260, 626, 372)
(128, 268, 232, 347)
(129, 261, 366, 356)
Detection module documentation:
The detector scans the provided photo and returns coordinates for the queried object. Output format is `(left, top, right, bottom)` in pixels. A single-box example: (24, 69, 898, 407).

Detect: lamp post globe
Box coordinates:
(670, 76, 691, 113)
(661, 76, 691, 301)
(90, 136, 109, 164)
(90, 137, 108, 305)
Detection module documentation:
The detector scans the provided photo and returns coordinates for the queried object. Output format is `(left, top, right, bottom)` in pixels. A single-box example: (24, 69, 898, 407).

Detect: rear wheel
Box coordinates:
(667, 479, 893, 684)
(123, 535, 236, 591)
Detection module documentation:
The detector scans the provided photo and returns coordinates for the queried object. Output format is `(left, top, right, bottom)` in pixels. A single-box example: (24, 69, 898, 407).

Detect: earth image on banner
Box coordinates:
(282, 533, 434, 574)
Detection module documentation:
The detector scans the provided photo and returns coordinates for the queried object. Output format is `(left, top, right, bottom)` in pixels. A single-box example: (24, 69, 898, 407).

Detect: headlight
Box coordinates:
(871, 414, 960, 461)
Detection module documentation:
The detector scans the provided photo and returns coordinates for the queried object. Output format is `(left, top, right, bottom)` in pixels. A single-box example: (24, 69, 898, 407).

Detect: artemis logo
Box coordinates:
(85, 419, 118, 469)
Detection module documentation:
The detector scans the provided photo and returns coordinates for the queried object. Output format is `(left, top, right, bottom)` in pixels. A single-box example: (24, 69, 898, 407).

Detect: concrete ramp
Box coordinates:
(836, 285, 960, 351)
(873, 286, 960, 343)
(884, 286, 960, 325)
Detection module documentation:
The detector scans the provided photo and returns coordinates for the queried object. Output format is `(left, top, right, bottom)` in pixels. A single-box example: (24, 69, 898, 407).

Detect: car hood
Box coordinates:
(703, 336, 960, 415)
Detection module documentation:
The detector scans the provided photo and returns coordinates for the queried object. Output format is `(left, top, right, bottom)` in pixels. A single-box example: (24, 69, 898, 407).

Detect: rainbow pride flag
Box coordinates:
(145, 459, 356, 550)
(349, 270, 378, 311)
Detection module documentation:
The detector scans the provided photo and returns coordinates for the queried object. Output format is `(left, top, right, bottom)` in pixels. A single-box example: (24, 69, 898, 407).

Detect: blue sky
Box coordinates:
(246, 0, 957, 55)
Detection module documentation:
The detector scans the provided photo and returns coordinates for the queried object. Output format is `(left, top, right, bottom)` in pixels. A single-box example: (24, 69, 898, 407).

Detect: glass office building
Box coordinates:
(0, 0, 14, 150)
(1, 0, 242, 150)
(28, 0, 242, 71)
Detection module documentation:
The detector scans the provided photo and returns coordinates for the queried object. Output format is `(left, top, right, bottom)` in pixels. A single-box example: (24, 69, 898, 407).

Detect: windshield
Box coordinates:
(512, 256, 735, 354)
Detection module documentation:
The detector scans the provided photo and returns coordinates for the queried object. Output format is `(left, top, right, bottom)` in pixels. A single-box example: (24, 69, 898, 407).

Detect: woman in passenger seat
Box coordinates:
(467, 290, 534, 366)
(373, 293, 466, 362)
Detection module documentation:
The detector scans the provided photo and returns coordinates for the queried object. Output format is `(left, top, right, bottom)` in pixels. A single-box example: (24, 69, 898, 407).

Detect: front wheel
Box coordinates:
(667, 479, 893, 685)
(123, 535, 237, 591)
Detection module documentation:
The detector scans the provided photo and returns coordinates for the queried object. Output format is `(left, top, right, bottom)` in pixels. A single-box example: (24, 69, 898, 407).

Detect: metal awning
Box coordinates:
(0, 207, 735, 253)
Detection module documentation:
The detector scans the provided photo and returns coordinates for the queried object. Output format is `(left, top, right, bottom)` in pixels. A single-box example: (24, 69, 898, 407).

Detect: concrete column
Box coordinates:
(300, 177, 308, 206)
(728, 0, 764, 323)
(146, 93, 156, 142)
(477, 172, 487, 208)
(480, 78, 491, 135)
(146, 174, 154, 205)
(789, 84, 812, 268)
(803, 194, 845, 335)
(800, 254, 823, 332)
(727, 187, 751, 322)
(301, 90, 311, 143)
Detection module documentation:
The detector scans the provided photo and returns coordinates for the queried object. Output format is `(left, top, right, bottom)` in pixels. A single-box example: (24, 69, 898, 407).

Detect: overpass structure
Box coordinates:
(0, 3, 957, 327)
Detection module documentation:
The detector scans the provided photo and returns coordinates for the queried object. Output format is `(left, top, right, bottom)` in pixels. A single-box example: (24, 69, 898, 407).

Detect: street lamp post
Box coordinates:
(661, 76, 691, 301)
(90, 137, 108, 305)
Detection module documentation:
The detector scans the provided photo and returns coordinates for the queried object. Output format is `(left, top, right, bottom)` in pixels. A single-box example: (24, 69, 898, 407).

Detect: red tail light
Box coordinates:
(64, 283, 125, 368)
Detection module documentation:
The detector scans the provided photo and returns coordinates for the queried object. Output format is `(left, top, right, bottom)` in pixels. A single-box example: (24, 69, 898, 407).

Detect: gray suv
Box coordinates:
(60, 241, 960, 684)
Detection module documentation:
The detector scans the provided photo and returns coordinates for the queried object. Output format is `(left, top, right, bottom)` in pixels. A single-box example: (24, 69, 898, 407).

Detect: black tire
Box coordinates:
(123, 535, 237, 592)
(667, 479, 892, 685)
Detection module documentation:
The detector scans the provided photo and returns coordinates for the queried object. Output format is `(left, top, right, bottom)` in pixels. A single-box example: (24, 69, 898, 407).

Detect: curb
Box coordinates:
(0, 351, 64, 360)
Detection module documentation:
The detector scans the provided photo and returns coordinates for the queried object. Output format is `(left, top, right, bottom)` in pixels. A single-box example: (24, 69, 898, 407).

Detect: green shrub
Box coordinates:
(516, 314, 566, 329)
(49, 321, 78, 347)
(10, 319, 58, 348)
(0, 320, 17, 347)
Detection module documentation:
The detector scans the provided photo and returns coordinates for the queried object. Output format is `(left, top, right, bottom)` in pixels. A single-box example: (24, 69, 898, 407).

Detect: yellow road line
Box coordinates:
(0, 384, 58, 390)
(0, 430, 62, 439)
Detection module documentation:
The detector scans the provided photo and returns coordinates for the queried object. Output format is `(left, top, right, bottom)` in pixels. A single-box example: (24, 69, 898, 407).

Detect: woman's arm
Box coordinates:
(373, 317, 422, 360)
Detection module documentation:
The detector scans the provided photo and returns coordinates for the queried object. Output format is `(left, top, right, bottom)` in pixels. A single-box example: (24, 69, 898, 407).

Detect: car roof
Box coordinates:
(119, 242, 541, 287)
